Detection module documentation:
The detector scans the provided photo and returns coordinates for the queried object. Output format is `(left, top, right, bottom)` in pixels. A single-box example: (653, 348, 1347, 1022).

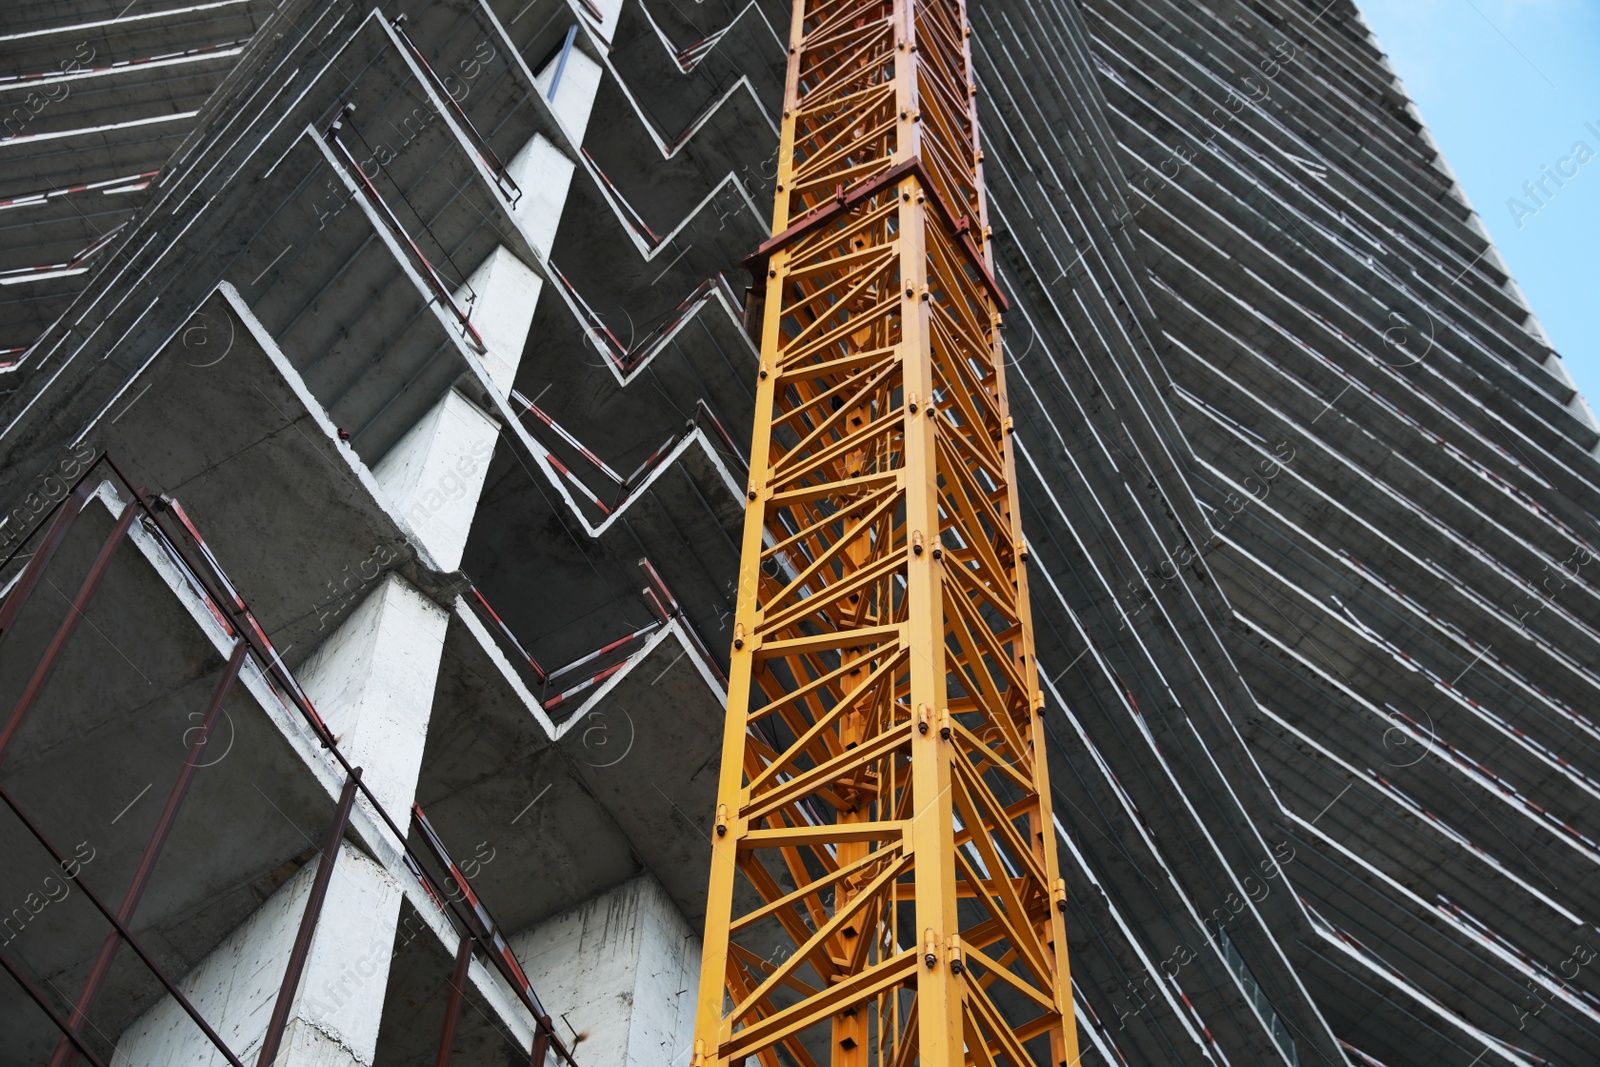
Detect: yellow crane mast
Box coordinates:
(691, 1, 1077, 1064)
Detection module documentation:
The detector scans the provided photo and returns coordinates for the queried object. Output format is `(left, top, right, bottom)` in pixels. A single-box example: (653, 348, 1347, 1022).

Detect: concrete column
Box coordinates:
(534, 49, 602, 143)
(456, 244, 542, 397)
(112, 843, 403, 1067)
(584, 0, 626, 44)
(510, 875, 701, 1067)
(507, 135, 576, 260)
(113, 574, 447, 1064)
(296, 574, 449, 820)
(372, 390, 500, 574)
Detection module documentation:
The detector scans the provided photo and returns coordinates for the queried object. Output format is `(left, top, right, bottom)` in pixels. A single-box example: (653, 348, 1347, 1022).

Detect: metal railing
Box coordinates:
(465, 554, 727, 715)
(0, 454, 576, 1067)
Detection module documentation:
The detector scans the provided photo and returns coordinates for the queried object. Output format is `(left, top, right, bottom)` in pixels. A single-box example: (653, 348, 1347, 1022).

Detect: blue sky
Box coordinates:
(1356, 0, 1600, 408)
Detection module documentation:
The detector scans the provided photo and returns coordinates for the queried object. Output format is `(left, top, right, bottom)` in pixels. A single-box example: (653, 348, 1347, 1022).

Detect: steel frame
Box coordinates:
(692, 2, 1076, 1065)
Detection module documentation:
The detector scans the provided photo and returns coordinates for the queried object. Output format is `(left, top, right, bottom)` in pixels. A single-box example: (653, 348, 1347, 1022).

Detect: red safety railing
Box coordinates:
(580, 148, 661, 245)
(389, 14, 522, 206)
(0, 455, 576, 1067)
(464, 553, 727, 715)
(0, 170, 159, 212)
(322, 107, 488, 356)
(0, 221, 128, 286)
(509, 387, 748, 521)
(546, 267, 740, 377)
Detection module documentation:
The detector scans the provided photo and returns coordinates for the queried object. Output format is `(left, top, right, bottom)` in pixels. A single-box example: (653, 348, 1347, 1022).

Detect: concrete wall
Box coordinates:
(454, 244, 542, 399)
(297, 574, 447, 821)
(511, 875, 701, 1067)
(112, 844, 402, 1067)
(373, 391, 500, 574)
(507, 137, 575, 262)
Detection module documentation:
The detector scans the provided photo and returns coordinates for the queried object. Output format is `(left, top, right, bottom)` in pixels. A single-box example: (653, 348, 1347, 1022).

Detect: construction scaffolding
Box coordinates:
(691, 2, 1076, 1065)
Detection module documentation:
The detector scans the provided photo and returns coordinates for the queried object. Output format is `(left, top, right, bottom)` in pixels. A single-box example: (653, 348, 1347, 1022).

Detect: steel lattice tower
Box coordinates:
(692, 2, 1076, 1064)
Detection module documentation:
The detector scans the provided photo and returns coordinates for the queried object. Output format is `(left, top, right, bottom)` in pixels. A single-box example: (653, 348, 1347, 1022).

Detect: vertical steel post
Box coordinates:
(433, 935, 474, 1067)
(0, 497, 139, 762)
(0, 481, 92, 643)
(256, 768, 361, 1067)
(0, 946, 111, 1067)
(0, 783, 248, 1067)
(50, 640, 249, 1067)
(530, 1013, 551, 1067)
(690, 2, 1076, 1065)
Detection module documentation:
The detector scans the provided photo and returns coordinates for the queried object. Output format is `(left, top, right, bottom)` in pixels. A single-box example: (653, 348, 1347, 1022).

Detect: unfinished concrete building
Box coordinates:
(0, 1, 1595, 1065)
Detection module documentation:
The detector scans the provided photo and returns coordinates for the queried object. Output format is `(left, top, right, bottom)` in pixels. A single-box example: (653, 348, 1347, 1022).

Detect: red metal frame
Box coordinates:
(0, 946, 110, 1067)
(322, 108, 489, 355)
(434, 933, 475, 1067)
(0, 496, 140, 761)
(510, 387, 747, 520)
(0, 481, 92, 642)
(546, 267, 737, 376)
(51, 640, 250, 1067)
(465, 553, 727, 715)
(581, 148, 662, 245)
(390, 14, 522, 206)
(0, 456, 576, 1067)
(257, 770, 362, 1067)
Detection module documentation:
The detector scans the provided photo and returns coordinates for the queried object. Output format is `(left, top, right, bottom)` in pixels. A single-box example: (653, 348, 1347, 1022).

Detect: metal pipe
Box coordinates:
(0, 783, 247, 1067)
(542, 26, 579, 103)
(531, 1014, 551, 1067)
(0, 496, 139, 763)
(256, 769, 362, 1067)
(50, 640, 249, 1067)
(0, 481, 92, 644)
(466, 586, 548, 682)
(390, 15, 520, 203)
(433, 935, 475, 1067)
(323, 111, 487, 354)
(544, 621, 660, 684)
(0, 946, 111, 1067)
(410, 806, 577, 1065)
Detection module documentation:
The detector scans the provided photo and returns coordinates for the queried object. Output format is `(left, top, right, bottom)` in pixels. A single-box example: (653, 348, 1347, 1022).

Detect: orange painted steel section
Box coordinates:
(692, 1, 1076, 1065)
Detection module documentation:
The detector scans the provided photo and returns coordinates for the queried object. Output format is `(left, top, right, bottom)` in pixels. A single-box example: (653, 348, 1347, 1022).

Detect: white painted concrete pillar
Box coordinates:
(534, 48, 603, 143)
(296, 573, 448, 820)
(456, 244, 542, 396)
(510, 875, 701, 1067)
(112, 844, 403, 1067)
(507, 136, 576, 261)
(114, 574, 447, 1065)
(373, 390, 500, 574)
